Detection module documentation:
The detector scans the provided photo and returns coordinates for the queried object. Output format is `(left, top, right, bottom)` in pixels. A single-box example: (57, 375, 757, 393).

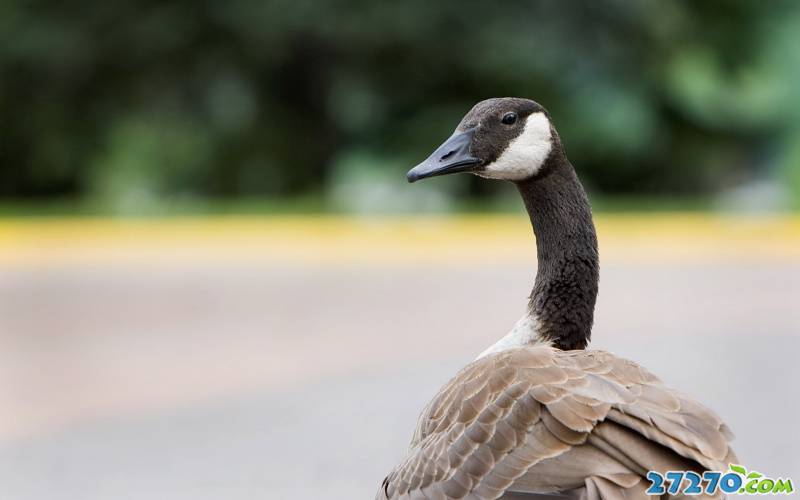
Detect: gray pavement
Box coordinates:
(0, 260, 798, 499)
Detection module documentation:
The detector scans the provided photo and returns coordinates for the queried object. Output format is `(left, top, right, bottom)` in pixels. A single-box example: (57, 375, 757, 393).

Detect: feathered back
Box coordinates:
(378, 347, 736, 499)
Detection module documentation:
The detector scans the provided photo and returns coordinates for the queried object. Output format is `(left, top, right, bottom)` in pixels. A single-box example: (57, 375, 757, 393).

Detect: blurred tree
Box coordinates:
(0, 0, 798, 210)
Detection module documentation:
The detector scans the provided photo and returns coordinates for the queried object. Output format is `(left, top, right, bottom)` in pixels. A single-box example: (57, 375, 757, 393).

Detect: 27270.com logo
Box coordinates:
(646, 464, 794, 496)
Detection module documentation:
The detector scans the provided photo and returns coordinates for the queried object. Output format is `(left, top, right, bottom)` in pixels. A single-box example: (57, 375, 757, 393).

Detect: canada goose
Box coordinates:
(376, 98, 737, 499)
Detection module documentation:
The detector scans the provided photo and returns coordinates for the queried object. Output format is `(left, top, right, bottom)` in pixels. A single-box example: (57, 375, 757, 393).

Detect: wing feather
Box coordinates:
(377, 346, 736, 500)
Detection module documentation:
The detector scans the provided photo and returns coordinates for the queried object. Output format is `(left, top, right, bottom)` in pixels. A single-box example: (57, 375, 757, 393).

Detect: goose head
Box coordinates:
(406, 97, 598, 352)
(407, 98, 557, 183)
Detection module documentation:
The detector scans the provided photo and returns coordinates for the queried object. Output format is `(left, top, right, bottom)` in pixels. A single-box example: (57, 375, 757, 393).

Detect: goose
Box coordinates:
(376, 98, 737, 500)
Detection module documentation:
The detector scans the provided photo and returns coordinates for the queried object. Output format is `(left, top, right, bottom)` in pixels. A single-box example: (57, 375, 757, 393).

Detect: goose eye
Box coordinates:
(501, 112, 517, 125)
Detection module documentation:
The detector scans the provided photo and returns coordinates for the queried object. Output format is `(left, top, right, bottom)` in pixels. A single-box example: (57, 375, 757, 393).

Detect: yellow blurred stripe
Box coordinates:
(0, 214, 799, 267)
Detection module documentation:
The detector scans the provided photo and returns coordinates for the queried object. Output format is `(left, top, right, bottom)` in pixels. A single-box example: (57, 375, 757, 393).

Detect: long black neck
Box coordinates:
(515, 148, 599, 350)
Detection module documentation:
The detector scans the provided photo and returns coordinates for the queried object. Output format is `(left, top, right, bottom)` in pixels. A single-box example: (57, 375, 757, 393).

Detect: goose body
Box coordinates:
(376, 98, 737, 499)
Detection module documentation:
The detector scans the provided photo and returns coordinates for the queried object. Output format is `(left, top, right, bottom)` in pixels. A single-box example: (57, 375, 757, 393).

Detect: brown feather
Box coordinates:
(376, 346, 737, 500)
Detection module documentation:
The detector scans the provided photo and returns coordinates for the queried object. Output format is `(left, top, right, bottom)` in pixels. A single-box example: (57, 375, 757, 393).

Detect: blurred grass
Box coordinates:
(0, 196, 327, 217)
(0, 194, 719, 218)
(4, 1, 800, 207)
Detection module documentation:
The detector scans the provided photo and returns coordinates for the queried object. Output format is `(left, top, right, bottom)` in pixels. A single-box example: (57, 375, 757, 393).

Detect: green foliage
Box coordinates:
(1, 0, 799, 210)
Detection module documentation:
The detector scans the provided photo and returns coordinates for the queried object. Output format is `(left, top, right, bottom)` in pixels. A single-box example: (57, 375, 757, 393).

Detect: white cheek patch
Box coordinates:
(479, 112, 552, 181)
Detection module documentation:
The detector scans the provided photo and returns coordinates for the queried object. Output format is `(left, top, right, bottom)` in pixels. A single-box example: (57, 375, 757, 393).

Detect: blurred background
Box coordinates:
(1, 1, 799, 498)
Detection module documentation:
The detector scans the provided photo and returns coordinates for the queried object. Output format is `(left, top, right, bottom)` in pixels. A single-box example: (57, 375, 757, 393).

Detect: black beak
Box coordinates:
(407, 129, 481, 183)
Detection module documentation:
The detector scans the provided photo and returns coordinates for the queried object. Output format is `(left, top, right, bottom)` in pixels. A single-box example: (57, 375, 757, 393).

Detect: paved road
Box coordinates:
(1, 258, 798, 499)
